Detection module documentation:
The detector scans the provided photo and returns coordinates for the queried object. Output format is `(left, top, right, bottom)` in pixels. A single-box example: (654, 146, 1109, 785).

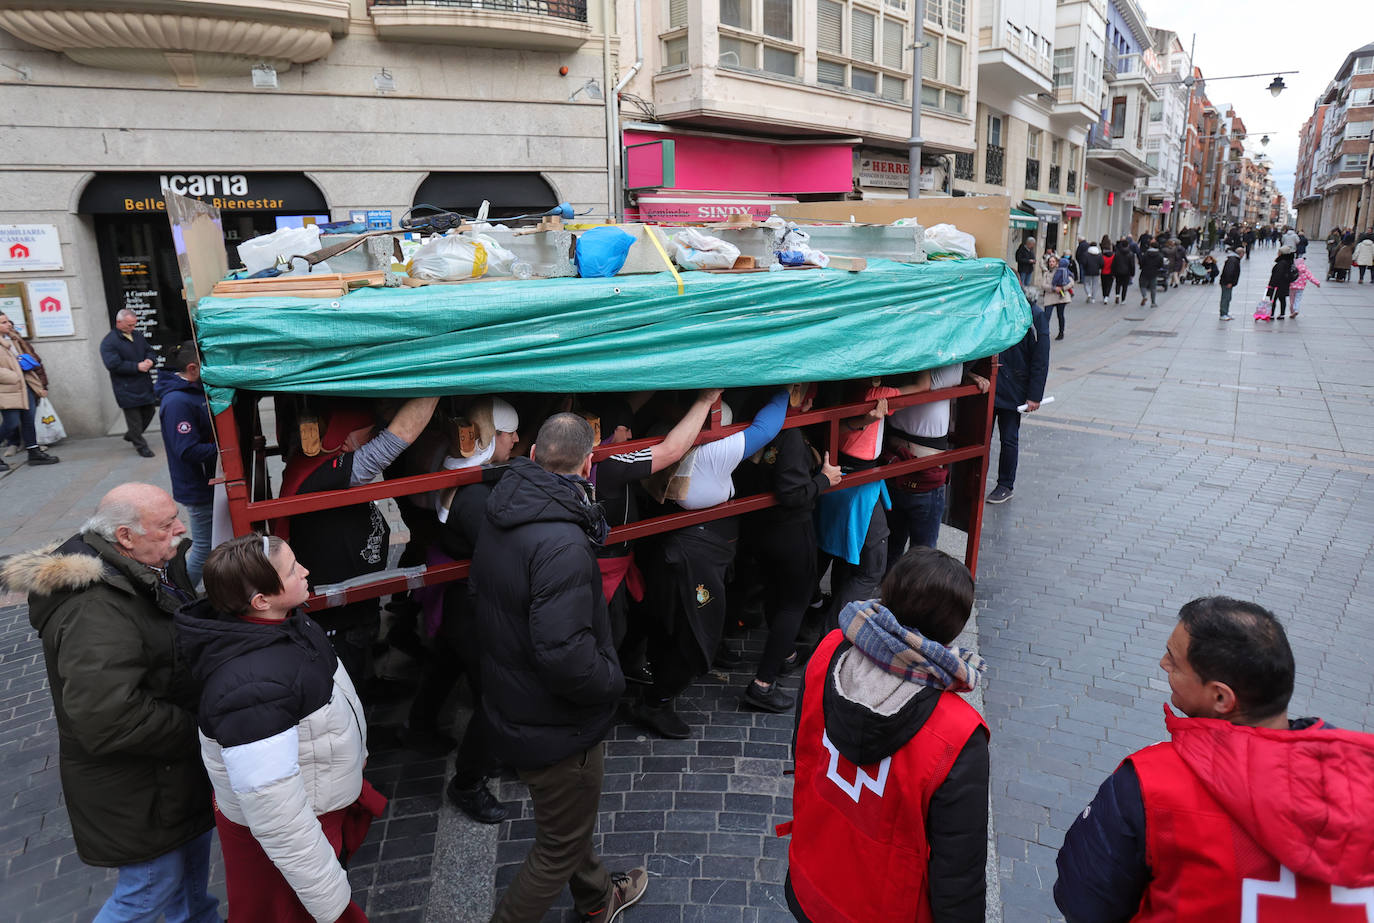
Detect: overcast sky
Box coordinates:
(1138, 0, 1374, 209)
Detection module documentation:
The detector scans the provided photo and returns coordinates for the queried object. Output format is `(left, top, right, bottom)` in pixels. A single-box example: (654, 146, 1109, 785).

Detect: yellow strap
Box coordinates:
(644, 225, 685, 296)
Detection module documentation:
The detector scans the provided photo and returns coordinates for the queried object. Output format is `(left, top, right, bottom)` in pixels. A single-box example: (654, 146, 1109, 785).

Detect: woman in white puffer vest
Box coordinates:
(176, 534, 384, 923)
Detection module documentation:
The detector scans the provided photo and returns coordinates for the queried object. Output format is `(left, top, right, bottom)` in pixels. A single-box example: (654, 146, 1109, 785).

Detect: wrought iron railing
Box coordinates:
(1067, 169, 1078, 194)
(985, 144, 1004, 186)
(370, 0, 588, 23)
(1025, 159, 1040, 190)
(954, 152, 975, 180)
(1048, 164, 1061, 193)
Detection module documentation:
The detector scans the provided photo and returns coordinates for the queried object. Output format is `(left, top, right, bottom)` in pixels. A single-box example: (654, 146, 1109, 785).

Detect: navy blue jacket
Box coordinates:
(99, 330, 157, 408)
(156, 372, 216, 506)
(995, 304, 1050, 411)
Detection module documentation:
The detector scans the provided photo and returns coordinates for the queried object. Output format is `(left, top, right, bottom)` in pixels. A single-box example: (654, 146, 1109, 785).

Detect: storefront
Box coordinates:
(78, 172, 329, 354)
(411, 172, 560, 221)
(623, 126, 853, 221)
(1007, 208, 1039, 265)
(1022, 200, 1062, 252)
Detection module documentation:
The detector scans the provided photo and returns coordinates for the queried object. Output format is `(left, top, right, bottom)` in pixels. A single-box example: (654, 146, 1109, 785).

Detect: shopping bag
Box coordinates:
(34, 397, 66, 445)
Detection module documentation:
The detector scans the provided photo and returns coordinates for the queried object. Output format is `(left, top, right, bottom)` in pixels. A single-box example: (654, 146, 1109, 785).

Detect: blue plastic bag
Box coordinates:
(575, 226, 636, 278)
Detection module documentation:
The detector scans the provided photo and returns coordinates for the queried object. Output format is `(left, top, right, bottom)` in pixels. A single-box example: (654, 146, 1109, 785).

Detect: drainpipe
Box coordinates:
(605, 0, 644, 222)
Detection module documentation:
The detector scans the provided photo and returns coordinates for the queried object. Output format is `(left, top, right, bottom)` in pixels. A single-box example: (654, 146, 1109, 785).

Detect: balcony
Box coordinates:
(0, 0, 348, 82)
(1025, 158, 1040, 190)
(1052, 75, 1101, 125)
(977, 17, 1053, 98)
(1086, 134, 1153, 180)
(370, 0, 591, 50)
(985, 144, 1006, 186)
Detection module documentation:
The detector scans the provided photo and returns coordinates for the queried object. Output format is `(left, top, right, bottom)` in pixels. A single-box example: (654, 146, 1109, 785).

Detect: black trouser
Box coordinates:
(1045, 301, 1066, 335)
(1270, 288, 1288, 316)
(1112, 275, 1132, 299)
(122, 404, 155, 449)
(643, 520, 737, 703)
(743, 517, 818, 684)
(1360, 265, 1371, 282)
(825, 502, 889, 630)
(1101, 274, 1114, 300)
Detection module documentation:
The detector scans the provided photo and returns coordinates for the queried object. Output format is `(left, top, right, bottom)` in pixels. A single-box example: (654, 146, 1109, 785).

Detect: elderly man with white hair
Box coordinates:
(1, 483, 219, 923)
(99, 308, 161, 458)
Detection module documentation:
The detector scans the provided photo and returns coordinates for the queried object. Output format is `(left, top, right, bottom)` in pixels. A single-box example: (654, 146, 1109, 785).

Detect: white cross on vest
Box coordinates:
(1242, 866, 1374, 922)
(821, 731, 891, 803)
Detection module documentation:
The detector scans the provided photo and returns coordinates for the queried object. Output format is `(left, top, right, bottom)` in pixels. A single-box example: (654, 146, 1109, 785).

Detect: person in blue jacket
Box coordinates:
(157, 342, 217, 586)
(986, 297, 1050, 505)
(99, 309, 159, 458)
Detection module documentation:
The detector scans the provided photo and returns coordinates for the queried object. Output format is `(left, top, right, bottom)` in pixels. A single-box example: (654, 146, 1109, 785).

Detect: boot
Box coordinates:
(26, 446, 59, 465)
(0, 457, 9, 472)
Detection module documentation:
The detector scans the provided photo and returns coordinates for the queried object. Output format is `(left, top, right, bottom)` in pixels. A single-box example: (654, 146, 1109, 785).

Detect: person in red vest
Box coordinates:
(782, 546, 990, 923)
(1055, 596, 1374, 922)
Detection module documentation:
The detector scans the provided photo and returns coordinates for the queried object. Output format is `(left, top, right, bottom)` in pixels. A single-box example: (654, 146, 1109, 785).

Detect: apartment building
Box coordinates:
(1081, 0, 1155, 242)
(1139, 28, 1188, 234)
(1293, 42, 1374, 235)
(618, 0, 979, 220)
(0, 0, 618, 437)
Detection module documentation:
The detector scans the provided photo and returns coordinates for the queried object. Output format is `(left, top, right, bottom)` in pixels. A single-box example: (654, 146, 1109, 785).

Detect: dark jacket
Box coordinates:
(1111, 248, 1136, 278)
(995, 304, 1050, 411)
(1266, 254, 1298, 295)
(1080, 249, 1104, 276)
(473, 456, 624, 770)
(156, 372, 217, 506)
(99, 329, 157, 409)
(789, 638, 989, 922)
(737, 427, 829, 527)
(1, 533, 212, 867)
(1220, 253, 1242, 286)
(1138, 247, 1164, 282)
(1014, 243, 1036, 274)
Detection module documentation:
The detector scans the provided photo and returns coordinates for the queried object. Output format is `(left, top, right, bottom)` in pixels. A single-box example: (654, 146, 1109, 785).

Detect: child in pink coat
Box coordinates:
(1289, 258, 1321, 318)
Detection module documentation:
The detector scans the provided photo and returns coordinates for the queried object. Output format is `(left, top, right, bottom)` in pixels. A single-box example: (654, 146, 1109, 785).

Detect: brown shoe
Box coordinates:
(583, 868, 648, 922)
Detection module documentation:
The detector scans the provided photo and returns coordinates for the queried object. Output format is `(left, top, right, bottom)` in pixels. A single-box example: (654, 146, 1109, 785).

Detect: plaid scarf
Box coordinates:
(839, 599, 986, 692)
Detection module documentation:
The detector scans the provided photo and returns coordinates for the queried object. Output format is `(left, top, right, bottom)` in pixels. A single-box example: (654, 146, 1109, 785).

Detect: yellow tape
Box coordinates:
(644, 225, 685, 296)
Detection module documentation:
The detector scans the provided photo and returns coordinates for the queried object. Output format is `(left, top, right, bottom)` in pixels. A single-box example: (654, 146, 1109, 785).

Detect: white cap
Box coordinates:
(492, 397, 519, 433)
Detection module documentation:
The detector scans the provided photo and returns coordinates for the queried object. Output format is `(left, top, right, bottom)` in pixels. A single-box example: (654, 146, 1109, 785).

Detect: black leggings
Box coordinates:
(1270, 289, 1288, 316)
(1045, 302, 1066, 335)
(744, 519, 818, 684)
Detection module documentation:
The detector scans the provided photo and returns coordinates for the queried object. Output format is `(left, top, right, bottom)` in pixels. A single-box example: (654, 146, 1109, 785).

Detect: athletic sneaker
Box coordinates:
(1220, 315, 1233, 321)
(986, 485, 1014, 504)
(583, 869, 648, 922)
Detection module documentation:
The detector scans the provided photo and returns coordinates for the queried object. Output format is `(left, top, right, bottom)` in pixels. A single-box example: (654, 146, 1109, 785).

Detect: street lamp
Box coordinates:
(1267, 76, 1286, 97)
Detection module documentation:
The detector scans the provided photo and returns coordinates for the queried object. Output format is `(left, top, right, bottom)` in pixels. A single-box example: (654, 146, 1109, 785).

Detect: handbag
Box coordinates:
(34, 396, 66, 445)
(17, 353, 39, 372)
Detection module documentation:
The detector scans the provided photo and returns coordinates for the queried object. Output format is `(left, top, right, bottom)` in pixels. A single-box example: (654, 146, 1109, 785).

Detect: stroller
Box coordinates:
(1186, 260, 1210, 284)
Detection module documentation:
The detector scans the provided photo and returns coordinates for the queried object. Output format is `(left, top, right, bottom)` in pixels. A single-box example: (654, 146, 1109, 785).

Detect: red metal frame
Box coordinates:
(212, 359, 999, 611)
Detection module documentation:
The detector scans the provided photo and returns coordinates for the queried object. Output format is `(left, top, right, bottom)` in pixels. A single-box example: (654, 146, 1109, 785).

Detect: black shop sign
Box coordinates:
(78, 172, 328, 215)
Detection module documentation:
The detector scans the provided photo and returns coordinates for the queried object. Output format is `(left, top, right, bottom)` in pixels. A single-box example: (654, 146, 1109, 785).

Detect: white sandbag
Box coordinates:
(923, 223, 977, 259)
(408, 232, 518, 281)
(670, 229, 740, 270)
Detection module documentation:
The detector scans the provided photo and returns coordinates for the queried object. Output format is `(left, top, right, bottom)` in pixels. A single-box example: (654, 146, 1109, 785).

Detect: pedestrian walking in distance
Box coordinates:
(99, 308, 160, 458)
(0, 310, 60, 470)
(987, 300, 1050, 504)
(1265, 247, 1299, 320)
(1111, 240, 1136, 305)
(1138, 240, 1163, 308)
(1043, 256, 1073, 341)
(1288, 257, 1320, 318)
(1218, 247, 1241, 320)
(1080, 245, 1103, 303)
(782, 547, 989, 923)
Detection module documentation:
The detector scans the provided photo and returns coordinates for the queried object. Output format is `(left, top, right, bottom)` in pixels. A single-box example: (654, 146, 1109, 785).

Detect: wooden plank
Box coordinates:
(213, 288, 347, 299)
(730, 255, 757, 270)
(824, 255, 867, 272)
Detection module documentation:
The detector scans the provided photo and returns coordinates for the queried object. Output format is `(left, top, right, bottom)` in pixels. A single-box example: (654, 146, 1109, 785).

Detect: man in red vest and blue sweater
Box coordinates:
(1055, 596, 1374, 922)
(782, 546, 990, 922)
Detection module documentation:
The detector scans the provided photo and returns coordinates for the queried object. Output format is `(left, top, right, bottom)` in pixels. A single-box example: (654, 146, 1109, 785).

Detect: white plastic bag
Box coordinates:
(670, 229, 740, 270)
(777, 227, 830, 268)
(237, 225, 327, 276)
(34, 397, 65, 445)
(408, 232, 517, 281)
(923, 223, 977, 259)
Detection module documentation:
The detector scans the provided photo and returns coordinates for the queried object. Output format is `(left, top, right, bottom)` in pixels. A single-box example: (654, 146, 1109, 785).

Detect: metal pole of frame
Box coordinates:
(908, 0, 926, 198)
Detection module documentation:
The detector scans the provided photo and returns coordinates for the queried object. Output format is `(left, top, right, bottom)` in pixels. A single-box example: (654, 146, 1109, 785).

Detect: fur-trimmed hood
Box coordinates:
(2, 540, 107, 597)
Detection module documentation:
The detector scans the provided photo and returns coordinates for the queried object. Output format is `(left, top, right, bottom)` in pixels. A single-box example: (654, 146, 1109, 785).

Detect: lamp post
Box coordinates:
(907, 0, 927, 198)
(1155, 58, 1297, 233)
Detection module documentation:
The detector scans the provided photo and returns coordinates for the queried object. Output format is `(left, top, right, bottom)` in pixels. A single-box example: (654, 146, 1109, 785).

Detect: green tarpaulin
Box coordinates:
(195, 258, 1031, 416)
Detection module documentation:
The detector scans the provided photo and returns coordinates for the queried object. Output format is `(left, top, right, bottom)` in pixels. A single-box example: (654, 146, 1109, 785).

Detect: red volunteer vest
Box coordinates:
(1129, 739, 1370, 922)
(784, 629, 988, 923)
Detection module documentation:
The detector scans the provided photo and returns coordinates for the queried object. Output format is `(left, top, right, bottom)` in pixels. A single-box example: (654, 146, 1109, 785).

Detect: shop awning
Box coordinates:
(413, 172, 558, 220)
(1063, 206, 1083, 219)
(1022, 200, 1061, 220)
(78, 172, 328, 215)
(1009, 208, 1039, 229)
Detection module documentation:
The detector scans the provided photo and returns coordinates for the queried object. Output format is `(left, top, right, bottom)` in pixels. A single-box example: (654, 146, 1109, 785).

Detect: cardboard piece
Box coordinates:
(777, 197, 1013, 263)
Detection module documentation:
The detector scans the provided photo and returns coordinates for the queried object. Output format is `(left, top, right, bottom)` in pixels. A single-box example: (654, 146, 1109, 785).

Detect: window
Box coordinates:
(763, 0, 792, 40)
(1355, 55, 1374, 75)
(817, 0, 842, 53)
(944, 40, 963, 84)
(988, 115, 1003, 147)
(764, 46, 796, 75)
(1352, 87, 1374, 107)
(719, 34, 753, 66)
(720, 0, 750, 29)
(882, 74, 906, 101)
(1110, 96, 1127, 138)
(883, 19, 903, 69)
(1148, 100, 1163, 122)
(1348, 121, 1374, 140)
(1342, 154, 1370, 171)
(923, 36, 938, 79)
(1027, 128, 1042, 159)
(851, 67, 878, 93)
(668, 0, 687, 28)
(947, 0, 965, 32)
(664, 35, 688, 66)
(1146, 152, 1159, 170)
(852, 9, 875, 61)
(1054, 47, 1074, 89)
(1051, 138, 1062, 164)
(925, 0, 941, 25)
(921, 84, 941, 106)
(818, 58, 845, 86)
(943, 91, 965, 114)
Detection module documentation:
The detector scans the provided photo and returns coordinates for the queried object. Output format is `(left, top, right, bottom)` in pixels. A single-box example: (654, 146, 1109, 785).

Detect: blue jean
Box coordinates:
(1018, 270, 1032, 288)
(0, 387, 38, 449)
(886, 485, 946, 572)
(993, 408, 1022, 490)
(93, 830, 219, 923)
(184, 502, 214, 587)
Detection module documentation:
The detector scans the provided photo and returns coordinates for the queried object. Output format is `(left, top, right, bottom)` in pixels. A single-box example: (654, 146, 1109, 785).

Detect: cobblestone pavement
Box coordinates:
(1, 244, 1371, 922)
